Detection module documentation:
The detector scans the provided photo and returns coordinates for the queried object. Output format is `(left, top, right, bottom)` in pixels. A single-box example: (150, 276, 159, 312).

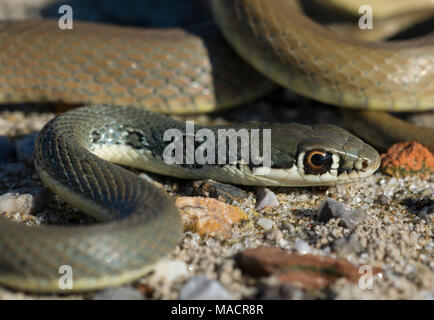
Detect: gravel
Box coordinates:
(257, 218, 274, 231)
(150, 259, 189, 284)
(1, 97, 432, 302)
(179, 276, 232, 300)
(92, 287, 144, 300)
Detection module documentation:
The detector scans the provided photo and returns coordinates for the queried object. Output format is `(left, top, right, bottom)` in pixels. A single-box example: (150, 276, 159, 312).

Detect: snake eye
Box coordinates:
(304, 150, 333, 174)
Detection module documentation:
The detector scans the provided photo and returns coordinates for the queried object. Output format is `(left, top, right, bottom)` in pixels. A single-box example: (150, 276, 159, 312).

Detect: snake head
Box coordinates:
(249, 123, 381, 186)
(296, 126, 381, 186)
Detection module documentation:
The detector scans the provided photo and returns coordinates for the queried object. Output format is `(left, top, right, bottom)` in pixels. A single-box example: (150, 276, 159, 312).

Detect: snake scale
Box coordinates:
(0, 0, 432, 292)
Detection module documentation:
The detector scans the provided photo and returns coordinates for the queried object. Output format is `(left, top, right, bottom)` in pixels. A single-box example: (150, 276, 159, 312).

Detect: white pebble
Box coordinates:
(294, 238, 311, 255)
(92, 286, 143, 300)
(257, 217, 274, 231)
(0, 187, 47, 215)
(152, 259, 189, 283)
(180, 276, 232, 300)
(13, 212, 22, 222)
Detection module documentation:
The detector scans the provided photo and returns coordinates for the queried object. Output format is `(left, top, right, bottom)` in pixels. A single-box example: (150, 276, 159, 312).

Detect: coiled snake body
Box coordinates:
(0, 0, 432, 292)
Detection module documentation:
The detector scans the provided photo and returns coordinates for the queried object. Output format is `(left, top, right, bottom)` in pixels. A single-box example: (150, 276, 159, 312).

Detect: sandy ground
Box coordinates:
(0, 0, 432, 300)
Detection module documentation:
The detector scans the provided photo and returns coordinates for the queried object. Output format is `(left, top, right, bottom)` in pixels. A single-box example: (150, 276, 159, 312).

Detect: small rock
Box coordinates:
(175, 197, 248, 238)
(0, 135, 15, 163)
(257, 217, 274, 231)
(192, 179, 248, 204)
(92, 286, 143, 300)
(266, 230, 283, 242)
(0, 187, 48, 215)
(282, 223, 295, 235)
(403, 198, 434, 219)
(236, 247, 381, 290)
(151, 259, 189, 283)
(15, 133, 37, 166)
(377, 194, 390, 205)
(179, 276, 232, 300)
(418, 204, 434, 219)
(333, 233, 363, 255)
(380, 142, 434, 178)
(317, 198, 365, 229)
(255, 187, 279, 211)
(294, 238, 311, 255)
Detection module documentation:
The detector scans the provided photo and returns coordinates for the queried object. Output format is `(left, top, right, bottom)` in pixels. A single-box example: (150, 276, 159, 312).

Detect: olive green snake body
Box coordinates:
(0, 0, 432, 292)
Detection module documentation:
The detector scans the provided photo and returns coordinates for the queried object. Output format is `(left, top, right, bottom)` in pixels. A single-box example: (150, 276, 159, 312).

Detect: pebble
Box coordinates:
(418, 204, 434, 219)
(192, 180, 249, 204)
(255, 187, 279, 211)
(282, 223, 295, 235)
(294, 238, 311, 255)
(175, 197, 248, 238)
(0, 187, 48, 215)
(377, 194, 390, 205)
(92, 286, 143, 300)
(380, 142, 434, 178)
(179, 276, 232, 300)
(236, 247, 381, 290)
(151, 259, 189, 283)
(266, 230, 284, 242)
(257, 217, 274, 231)
(0, 135, 15, 163)
(333, 233, 363, 255)
(317, 198, 366, 229)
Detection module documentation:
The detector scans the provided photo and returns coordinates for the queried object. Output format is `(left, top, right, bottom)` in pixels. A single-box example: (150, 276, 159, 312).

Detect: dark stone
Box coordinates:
(192, 179, 249, 204)
(317, 198, 366, 229)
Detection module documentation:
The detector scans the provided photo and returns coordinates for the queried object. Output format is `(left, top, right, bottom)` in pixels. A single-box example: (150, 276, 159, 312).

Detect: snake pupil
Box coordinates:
(311, 153, 325, 166)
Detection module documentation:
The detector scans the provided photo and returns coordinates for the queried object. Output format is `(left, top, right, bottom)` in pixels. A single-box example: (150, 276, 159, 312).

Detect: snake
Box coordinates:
(0, 0, 432, 292)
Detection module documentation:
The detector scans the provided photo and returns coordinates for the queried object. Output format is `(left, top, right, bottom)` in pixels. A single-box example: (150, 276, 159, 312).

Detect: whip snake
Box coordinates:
(0, 0, 432, 292)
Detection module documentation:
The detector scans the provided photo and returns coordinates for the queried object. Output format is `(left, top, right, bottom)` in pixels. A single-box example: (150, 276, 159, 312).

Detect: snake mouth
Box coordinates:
(248, 145, 380, 187)
(292, 148, 380, 186)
